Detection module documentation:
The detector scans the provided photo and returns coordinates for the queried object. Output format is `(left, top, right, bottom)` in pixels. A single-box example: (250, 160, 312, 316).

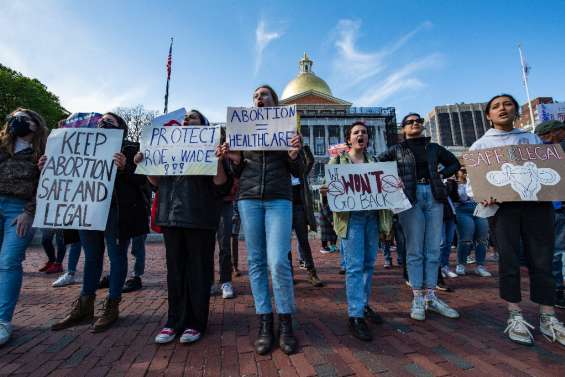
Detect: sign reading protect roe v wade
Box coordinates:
(33, 128, 123, 230)
(226, 105, 297, 151)
(135, 108, 220, 176)
(325, 162, 412, 212)
(462, 144, 565, 202)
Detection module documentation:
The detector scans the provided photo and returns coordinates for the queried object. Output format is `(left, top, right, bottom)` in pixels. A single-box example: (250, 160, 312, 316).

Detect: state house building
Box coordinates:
(279, 53, 397, 185)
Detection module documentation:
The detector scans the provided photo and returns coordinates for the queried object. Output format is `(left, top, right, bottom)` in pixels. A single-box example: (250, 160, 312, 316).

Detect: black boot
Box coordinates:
(278, 314, 298, 355)
(254, 313, 274, 355)
(349, 317, 372, 341)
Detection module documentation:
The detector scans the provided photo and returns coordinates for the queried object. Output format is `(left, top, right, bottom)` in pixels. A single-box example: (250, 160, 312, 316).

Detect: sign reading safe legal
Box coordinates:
(226, 105, 297, 151)
(462, 144, 565, 202)
(325, 162, 412, 212)
(33, 128, 124, 230)
(135, 108, 220, 176)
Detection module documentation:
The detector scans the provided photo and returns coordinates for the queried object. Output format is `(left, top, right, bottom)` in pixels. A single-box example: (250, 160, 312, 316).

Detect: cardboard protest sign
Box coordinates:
(61, 113, 102, 128)
(226, 105, 297, 151)
(462, 144, 565, 202)
(135, 108, 220, 176)
(33, 128, 124, 230)
(325, 162, 412, 213)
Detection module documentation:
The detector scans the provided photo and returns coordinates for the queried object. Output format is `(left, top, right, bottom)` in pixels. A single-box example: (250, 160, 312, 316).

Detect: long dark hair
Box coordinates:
(253, 84, 279, 106)
(345, 121, 369, 147)
(0, 108, 48, 160)
(484, 94, 520, 126)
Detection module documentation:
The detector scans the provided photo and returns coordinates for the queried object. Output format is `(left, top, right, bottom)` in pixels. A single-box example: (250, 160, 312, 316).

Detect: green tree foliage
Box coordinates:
(0, 64, 68, 128)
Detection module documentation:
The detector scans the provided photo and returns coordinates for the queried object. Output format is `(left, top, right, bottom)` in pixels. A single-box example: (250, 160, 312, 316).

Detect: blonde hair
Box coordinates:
(0, 108, 48, 160)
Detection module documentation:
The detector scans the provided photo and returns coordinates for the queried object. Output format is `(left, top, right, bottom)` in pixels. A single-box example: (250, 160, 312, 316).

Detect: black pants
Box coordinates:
(163, 227, 215, 333)
(216, 202, 234, 283)
(290, 204, 316, 271)
(494, 202, 555, 306)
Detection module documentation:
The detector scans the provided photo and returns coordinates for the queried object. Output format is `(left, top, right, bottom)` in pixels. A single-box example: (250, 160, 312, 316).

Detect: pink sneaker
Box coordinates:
(154, 328, 176, 344)
(180, 328, 201, 344)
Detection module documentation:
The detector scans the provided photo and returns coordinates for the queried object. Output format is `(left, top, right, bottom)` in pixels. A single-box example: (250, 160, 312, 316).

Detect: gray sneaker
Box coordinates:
(0, 321, 12, 346)
(410, 295, 426, 321)
(426, 295, 460, 319)
(504, 312, 534, 346)
(540, 314, 565, 346)
(474, 265, 492, 277)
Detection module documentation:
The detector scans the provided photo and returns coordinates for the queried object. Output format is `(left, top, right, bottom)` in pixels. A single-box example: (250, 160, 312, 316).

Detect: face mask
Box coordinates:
(98, 119, 118, 129)
(8, 116, 33, 137)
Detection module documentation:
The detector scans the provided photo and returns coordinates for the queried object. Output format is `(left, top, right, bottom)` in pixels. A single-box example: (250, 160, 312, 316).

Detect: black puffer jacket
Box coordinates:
(156, 162, 233, 229)
(233, 151, 304, 201)
(378, 138, 460, 204)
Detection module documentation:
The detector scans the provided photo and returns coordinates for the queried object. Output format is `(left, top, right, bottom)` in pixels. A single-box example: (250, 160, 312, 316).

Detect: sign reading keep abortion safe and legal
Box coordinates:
(135, 108, 221, 176)
(33, 128, 123, 230)
(226, 105, 298, 151)
(325, 162, 412, 213)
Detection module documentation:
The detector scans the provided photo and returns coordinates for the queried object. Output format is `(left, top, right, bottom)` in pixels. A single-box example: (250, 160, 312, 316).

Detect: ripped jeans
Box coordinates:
(455, 202, 489, 266)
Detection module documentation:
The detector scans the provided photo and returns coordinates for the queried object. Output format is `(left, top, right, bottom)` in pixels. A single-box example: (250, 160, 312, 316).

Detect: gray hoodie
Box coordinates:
(469, 128, 541, 151)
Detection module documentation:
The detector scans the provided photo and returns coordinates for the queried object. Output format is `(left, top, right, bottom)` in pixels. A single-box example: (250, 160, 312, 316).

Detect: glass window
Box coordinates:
(313, 126, 326, 155)
(301, 125, 310, 146)
(328, 125, 340, 146)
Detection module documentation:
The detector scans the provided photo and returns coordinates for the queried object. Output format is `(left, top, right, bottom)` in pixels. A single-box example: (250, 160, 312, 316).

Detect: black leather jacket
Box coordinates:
(378, 138, 460, 204)
(233, 151, 304, 201)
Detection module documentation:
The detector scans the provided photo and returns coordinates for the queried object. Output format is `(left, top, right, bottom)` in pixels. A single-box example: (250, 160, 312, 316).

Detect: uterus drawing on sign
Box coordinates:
(486, 162, 561, 201)
(326, 168, 345, 198)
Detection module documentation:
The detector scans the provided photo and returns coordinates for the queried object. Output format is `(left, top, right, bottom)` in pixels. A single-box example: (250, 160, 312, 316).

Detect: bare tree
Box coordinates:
(113, 105, 159, 142)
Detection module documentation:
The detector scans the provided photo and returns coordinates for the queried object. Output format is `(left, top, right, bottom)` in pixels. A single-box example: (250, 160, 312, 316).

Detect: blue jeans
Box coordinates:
(0, 196, 35, 322)
(456, 202, 488, 266)
(79, 206, 128, 300)
(125, 234, 146, 277)
(398, 185, 443, 290)
(341, 212, 379, 317)
(239, 199, 294, 314)
(554, 209, 565, 287)
(67, 241, 82, 273)
(440, 219, 456, 267)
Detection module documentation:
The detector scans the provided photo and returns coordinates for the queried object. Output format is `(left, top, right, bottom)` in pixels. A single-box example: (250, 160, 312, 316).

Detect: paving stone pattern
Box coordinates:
(1, 240, 564, 376)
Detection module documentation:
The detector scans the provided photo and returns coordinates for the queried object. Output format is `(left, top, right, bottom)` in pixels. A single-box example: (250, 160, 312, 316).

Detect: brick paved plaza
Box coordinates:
(1, 239, 564, 377)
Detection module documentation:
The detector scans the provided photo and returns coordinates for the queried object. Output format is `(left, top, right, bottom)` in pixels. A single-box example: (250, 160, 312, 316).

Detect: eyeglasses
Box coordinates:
(98, 119, 118, 128)
(404, 118, 424, 126)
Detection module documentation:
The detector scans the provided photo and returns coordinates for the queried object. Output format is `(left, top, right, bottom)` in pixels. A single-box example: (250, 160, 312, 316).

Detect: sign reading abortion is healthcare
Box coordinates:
(325, 162, 411, 213)
(136, 108, 220, 176)
(226, 105, 297, 151)
(33, 128, 123, 230)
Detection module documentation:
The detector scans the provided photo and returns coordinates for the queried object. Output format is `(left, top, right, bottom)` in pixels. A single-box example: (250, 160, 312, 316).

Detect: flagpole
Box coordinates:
(164, 37, 173, 114)
(518, 44, 535, 131)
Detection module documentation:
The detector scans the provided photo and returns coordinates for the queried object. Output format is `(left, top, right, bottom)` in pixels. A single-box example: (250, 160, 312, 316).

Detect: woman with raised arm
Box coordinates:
(136, 110, 232, 345)
(471, 94, 564, 346)
(379, 113, 460, 322)
(221, 85, 303, 355)
(0, 108, 48, 345)
(51, 112, 149, 333)
(326, 121, 383, 342)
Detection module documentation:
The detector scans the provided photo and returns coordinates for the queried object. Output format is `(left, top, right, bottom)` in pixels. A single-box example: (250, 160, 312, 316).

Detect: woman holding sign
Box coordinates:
(50, 112, 149, 333)
(135, 109, 232, 345)
(379, 113, 460, 322)
(325, 121, 383, 341)
(222, 85, 303, 355)
(471, 94, 565, 346)
(0, 108, 48, 345)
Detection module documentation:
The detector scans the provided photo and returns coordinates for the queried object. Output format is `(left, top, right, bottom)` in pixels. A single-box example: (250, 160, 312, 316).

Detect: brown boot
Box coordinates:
(308, 269, 325, 287)
(91, 297, 121, 333)
(51, 295, 95, 331)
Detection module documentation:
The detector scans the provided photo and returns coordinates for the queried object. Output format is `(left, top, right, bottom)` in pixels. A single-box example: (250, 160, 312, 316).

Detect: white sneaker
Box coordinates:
(426, 294, 460, 319)
(466, 256, 476, 264)
(222, 282, 235, 299)
(180, 328, 201, 344)
(504, 312, 534, 346)
(455, 264, 466, 276)
(410, 295, 426, 321)
(441, 266, 457, 279)
(540, 314, 565, 346)
(155, 327, 176, 344)
(320, 247, 331, 254)
(52, 272, 76, 287)
(474, 265, 492, 277)
(0, 322, 12, 346)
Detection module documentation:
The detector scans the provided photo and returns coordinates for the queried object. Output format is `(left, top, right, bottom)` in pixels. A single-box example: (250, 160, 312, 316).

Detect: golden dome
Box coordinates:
(281, 53, 332, 100)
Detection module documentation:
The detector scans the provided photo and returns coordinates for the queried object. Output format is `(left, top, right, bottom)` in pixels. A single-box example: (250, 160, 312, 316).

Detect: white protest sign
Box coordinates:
(33, 128, 124, 230)
(226, 105, 297, 150)
(136, 108, 220, 176)
(325, 162, 412, 213)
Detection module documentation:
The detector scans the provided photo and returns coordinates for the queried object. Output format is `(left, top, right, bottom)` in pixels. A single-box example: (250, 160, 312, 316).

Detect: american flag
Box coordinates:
(166, 38, 173, 81)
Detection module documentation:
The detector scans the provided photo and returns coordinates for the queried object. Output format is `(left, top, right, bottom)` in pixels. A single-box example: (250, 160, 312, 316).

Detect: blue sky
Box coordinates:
(2, 0, 564, 123)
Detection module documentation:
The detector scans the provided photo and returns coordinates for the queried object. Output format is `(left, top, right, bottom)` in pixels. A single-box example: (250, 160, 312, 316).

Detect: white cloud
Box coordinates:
(331, 19, 439, 104)
(254, 19, 283, 75)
